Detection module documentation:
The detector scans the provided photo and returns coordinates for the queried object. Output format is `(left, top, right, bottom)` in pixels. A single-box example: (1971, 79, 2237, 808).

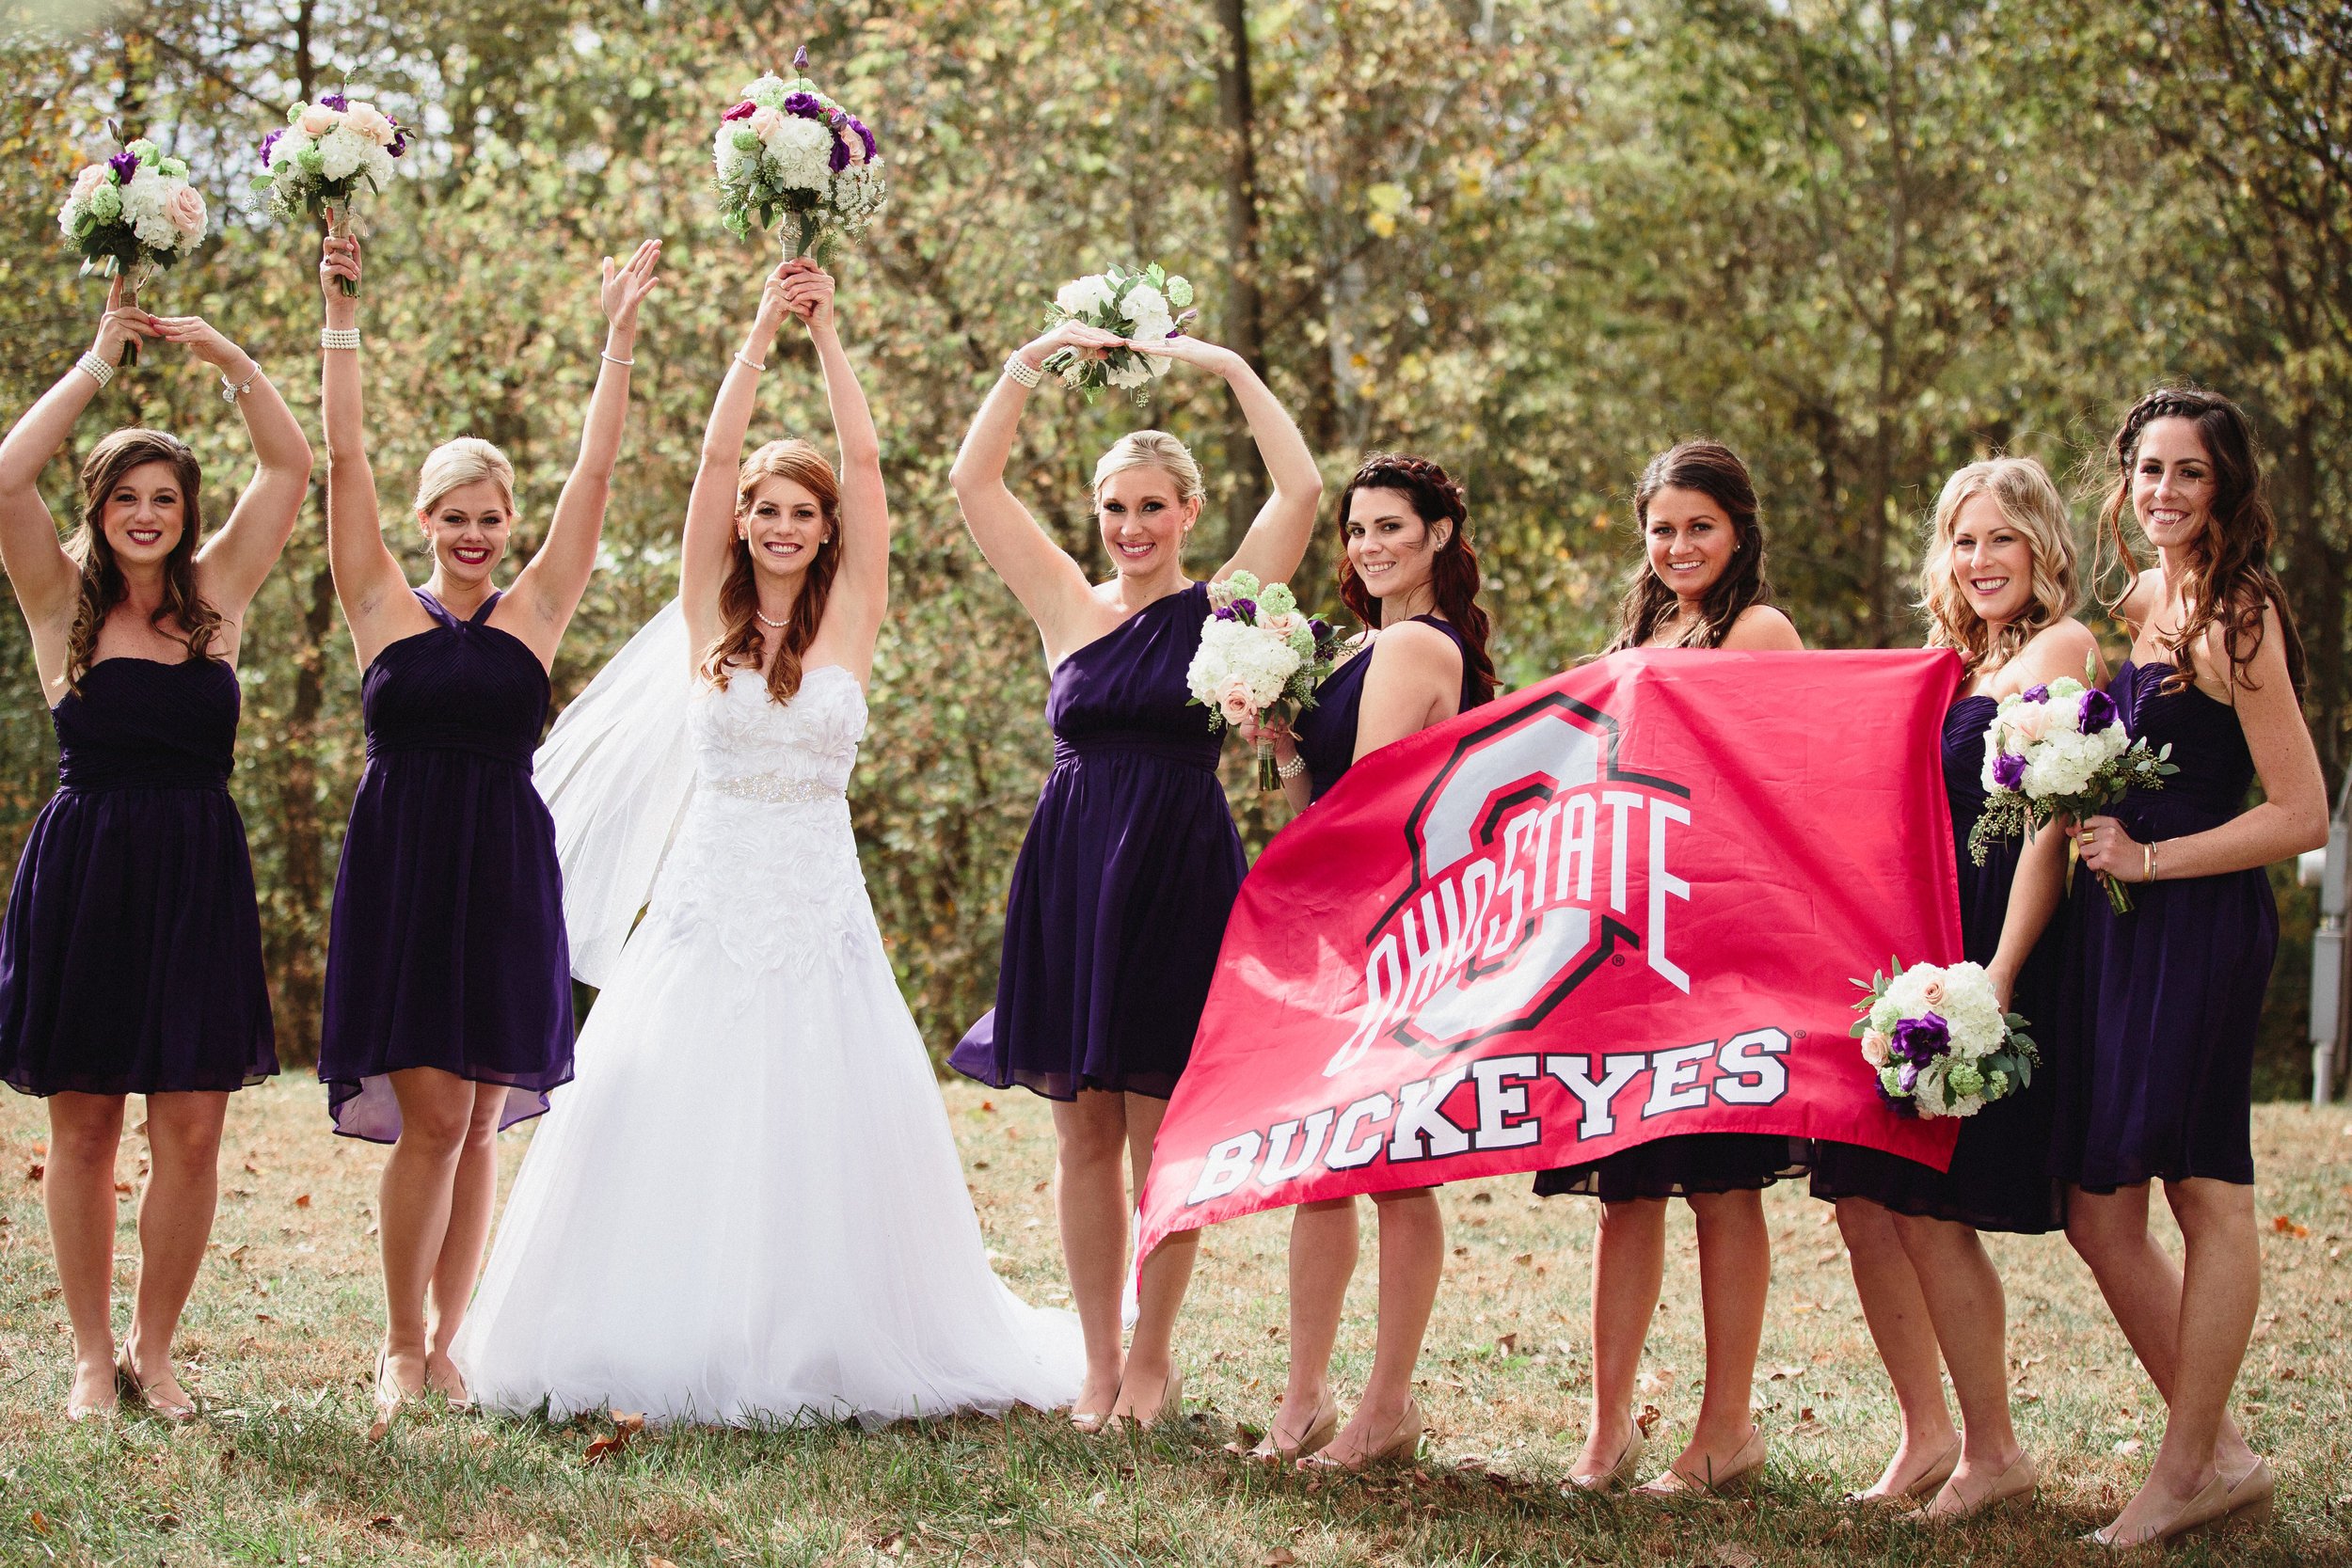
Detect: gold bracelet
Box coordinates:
(2143, 841, 2154, 883)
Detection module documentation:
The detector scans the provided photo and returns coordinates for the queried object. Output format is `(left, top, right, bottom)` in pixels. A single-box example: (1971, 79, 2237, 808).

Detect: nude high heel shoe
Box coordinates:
(1564, 1420, 1646, 1493)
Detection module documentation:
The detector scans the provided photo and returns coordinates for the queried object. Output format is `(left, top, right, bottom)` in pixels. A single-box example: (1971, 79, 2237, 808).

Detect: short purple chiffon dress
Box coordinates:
(0, 656, 275, 1096)
(317, 591, 572, 1142)
(950, 581, 1247, 1101)
(2057, 660, 2275, 1192)
(1292, 614, 1488, 799)
(1808, 693, 2065, 1231)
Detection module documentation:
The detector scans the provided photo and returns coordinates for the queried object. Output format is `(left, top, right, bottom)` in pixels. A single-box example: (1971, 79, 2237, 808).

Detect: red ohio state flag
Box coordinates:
(1136, 648, 1966, 1265)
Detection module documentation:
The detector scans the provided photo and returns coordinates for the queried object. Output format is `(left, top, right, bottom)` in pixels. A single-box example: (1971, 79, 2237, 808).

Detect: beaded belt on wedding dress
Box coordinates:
(705, 772, 845, 805)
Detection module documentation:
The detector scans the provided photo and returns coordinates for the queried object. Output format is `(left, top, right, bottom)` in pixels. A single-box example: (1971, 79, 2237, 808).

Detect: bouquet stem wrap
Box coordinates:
(327, 202, 361, 295)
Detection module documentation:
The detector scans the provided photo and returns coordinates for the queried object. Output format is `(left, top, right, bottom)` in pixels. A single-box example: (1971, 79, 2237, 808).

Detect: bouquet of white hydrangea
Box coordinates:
(57, 134, 210, 364)
(712, 49, 886, 265)
(1971, 658, 2176, 911)
(1851, 958, 2037, 1119)
(251, 92, 409, 295)
(1186, 572, 1342, 789)
(1041, 262, 1198, 405)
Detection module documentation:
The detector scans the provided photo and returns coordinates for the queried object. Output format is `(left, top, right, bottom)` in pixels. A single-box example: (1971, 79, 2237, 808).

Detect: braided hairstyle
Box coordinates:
(65, 429, 223, 691)
(2096, 386, 2304, 698)
(1605, 440, 1772, 653)
(1334, 452, 1496, 702)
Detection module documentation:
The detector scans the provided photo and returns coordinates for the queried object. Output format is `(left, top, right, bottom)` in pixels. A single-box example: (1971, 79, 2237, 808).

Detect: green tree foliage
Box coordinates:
(0, 1, 2339, 1092)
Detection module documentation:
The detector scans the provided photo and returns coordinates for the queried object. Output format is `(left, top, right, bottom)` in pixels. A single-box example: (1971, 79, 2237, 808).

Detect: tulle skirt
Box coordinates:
(451, 793, 1083, 1426)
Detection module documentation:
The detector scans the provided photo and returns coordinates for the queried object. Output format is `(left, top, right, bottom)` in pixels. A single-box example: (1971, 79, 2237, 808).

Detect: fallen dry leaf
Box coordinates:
(27, 1511, 51, 1535)
(1512, 1252, 1534, 1266)
(114, 1180, 133, 1196)
(26, 1162, 43, 1181)
(2114, 1437, 2144, 1456)
(1701, 1544, 1759, 1568)
(584, 1411, 646, 1465)
(368, 1514, 399, 1532)
(649, 1559, 679, 1568)
(293, 1194, 312, 1210)
(1262, 1550, 1298, 1567)
(1636, 1402, 1662, 1435)
(1496, 1332, 1518, 1354)
(2272, 1214, 2311, 1238)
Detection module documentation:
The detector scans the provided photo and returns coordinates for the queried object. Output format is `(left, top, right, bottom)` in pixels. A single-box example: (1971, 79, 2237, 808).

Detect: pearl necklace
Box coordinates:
(755, 609, 787, 630)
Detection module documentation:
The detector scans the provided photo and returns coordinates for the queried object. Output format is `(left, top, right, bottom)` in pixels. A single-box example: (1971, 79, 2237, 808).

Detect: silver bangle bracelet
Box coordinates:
(735, 351, 766, 372)
(600, 350, 635, 368)
(1003, 353, 1043, 388)
(74, 352, 115, 389)
(219, 363, 261, 403)
(320, 326, 361, 351)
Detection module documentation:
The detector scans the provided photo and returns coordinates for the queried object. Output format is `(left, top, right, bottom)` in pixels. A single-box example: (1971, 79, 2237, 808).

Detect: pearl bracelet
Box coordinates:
(735, 351, 766, 373)
(320, 326, 361, 351)
(1276, 752, 1308, 782)
(1003, 353, 1043, 388)
(74, 352, 115, 389)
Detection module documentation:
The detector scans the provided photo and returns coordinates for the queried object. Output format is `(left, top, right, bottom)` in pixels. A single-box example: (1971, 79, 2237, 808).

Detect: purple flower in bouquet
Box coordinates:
(260, 128, 284, 166)
(794, 44, 810, 70)
(1232, 598, 1258, 619)
(1891, 1012, 1951, 1066)
(1877, 1074, 1919, 1117)
(2080, 688, 2120, 733)
(2020, 683, 2049, 703)
(783, 91, 824, 119)
(107, 149, 138, 184)
(1993, 750, 2027, 790)
(319, 92, 348, 111)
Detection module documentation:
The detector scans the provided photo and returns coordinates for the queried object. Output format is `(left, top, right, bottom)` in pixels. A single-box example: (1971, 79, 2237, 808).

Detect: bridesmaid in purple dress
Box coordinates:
(1809, 457, 2088, 1520)
(1246, 454, 1495, 1471)
(0, 281, 311, 1419)
(946, 316, 1322, 1429)
(2062, 388, 2325, 1547)
(1536, 441, 1805, 1495)
(312, 233, 661, 1424)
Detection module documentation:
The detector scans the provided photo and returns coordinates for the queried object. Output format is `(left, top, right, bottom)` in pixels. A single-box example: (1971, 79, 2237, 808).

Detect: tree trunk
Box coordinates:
(1214, 0, 1269, 553)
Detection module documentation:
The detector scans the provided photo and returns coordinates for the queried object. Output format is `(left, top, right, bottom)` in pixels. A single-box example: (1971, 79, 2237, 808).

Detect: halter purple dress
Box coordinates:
(0, 656, 274, 1096)
(1292, 615, 1488, 798)
(317, 591, 572, 1141)
(1808, 693, 2064, 1231)
(2058, 660, 2274, 1191)
(950, 581, 1246, 1101)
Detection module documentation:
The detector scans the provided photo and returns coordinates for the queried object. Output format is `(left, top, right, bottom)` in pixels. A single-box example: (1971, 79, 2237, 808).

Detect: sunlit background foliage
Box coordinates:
(0, 0, 2343, 1093)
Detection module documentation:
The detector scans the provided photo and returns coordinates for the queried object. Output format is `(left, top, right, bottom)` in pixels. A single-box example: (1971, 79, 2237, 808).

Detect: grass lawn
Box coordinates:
(1, 1078, 2347, 1565)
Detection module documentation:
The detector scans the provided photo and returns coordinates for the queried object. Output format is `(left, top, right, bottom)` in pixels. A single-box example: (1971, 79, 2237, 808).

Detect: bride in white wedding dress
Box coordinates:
(451, 261, 1081, 1425)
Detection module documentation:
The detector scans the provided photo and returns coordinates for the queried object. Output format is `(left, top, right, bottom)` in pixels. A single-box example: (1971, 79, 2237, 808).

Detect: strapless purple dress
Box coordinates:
(2058, 660, 2274, 1192)
(1808, 694, 2064, 1231)
(318, 591, 572, 1141)
(950, 581, 1246, 1101)
(0, 657, 274, 1096)
(1291, 615, 1487, 799)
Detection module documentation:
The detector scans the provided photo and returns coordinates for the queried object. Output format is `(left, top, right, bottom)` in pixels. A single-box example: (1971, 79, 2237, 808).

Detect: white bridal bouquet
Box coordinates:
(1851, 958, 2038, 1119)
(1186, 573, 1342, 790)
(1041, 262, 1199, 404)
(57, 134, 209, 363)
(713, 49, 887, 264)
(1970, 661, 2176, 911)
(252, 92, 410, 295)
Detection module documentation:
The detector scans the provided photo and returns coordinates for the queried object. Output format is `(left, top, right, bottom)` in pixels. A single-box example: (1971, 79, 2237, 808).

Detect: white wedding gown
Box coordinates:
(452, 648, 1082, 1425)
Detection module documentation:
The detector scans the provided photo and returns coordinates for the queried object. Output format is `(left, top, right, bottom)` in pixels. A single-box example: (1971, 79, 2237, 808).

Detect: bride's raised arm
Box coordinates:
(783, 265, 890, 682)
(679, 261, 799, 654)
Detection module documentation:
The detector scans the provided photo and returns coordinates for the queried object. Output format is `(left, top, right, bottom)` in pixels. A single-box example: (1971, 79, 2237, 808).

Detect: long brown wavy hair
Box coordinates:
(1334, 452, 1496, 702)
(697, 438, 841, 704)
(1604, 440, 1773, 653)
(65, 428, 223, 691)
(2095, 386, 2305, 698)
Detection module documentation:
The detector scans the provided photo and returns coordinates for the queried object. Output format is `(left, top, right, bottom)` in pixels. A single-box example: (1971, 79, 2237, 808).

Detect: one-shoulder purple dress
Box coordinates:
(2058, 660, 2274, 1192)
(1808, 694, 2064, 1231)
(0, 657, 275, 1096)
(318, 591, 571, 1142)
(950, 581, 1246, 1101)
(1292, 615, 1487, 799)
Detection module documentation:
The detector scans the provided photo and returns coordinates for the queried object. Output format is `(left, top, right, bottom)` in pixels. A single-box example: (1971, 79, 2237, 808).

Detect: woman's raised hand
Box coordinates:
(1120, 330, 1240, 375)
(600, 239, 662, 334)
(1021, 318, 1125, 368)
(320, 235, 363, 316)
(93, 276, 157, 364)
(781, 263, 836, 334)
(147, 315, 252, 375)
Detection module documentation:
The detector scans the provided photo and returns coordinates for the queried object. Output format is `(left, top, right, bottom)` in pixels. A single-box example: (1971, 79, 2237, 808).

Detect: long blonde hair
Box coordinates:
(1919, 457, 2078, 677)
(697, 439, 840, 704)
